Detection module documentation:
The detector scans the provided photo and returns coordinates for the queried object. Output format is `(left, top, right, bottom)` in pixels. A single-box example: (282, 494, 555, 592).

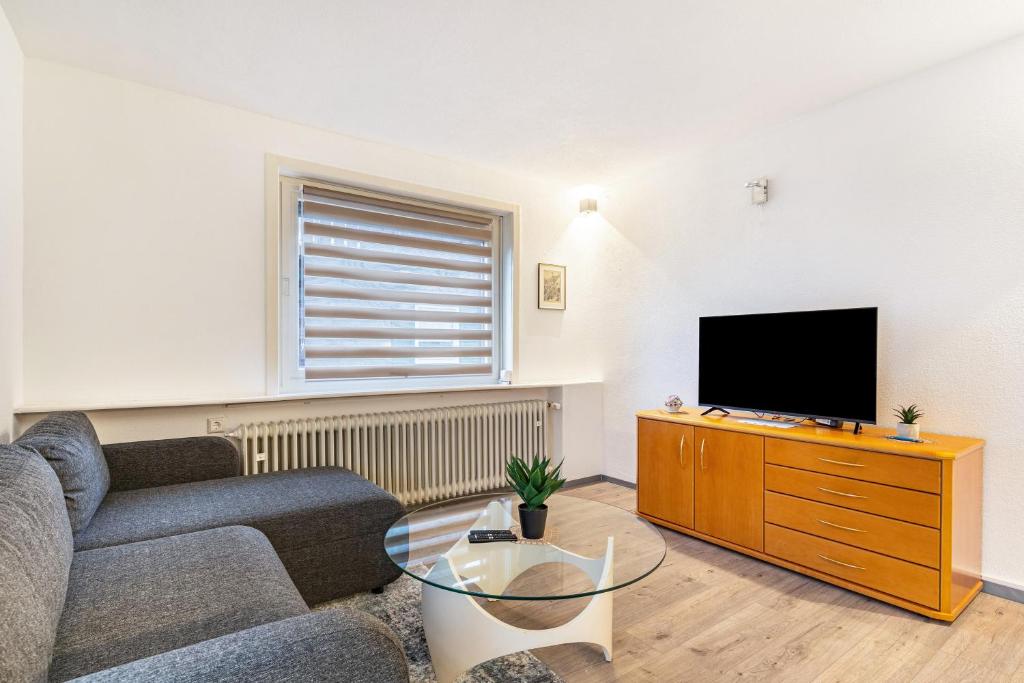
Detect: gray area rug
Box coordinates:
(317, 575, 563, 683)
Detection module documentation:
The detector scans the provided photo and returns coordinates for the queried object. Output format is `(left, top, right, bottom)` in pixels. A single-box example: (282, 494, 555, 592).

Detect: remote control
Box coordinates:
(468, 529, 517, 543)
(469, 535, 518, 543)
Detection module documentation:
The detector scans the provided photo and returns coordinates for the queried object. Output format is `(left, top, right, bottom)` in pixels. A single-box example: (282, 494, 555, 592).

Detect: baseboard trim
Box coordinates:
(563, 475, 604, 489)
(564, 474, 636, 490)
(406, 475, 635, 513)
(983, 579, 1024, 604)
(600, 475, 636, 489)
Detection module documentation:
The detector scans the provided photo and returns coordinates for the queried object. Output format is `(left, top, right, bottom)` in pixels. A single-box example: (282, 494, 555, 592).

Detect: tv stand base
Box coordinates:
(812, 418, 864, 434)
(701, 406, 730, 417)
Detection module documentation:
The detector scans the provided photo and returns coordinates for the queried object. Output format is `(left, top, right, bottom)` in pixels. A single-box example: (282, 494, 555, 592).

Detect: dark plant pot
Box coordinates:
(518, 503, 548, 539)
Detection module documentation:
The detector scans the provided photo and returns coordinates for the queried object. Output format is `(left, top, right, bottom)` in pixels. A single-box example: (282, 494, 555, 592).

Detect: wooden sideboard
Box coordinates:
(636, 408, 984, 621)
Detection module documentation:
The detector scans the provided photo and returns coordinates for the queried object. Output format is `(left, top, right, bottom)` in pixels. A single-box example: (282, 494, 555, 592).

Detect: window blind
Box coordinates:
(298, 184, 498, 382)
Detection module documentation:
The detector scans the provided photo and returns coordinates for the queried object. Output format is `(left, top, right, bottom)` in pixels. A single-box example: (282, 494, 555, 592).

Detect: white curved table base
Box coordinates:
(419, 501, 614, 683)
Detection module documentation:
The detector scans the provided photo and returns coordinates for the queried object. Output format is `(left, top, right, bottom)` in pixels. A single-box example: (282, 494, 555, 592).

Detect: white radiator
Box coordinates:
(229, 400, 550, 505)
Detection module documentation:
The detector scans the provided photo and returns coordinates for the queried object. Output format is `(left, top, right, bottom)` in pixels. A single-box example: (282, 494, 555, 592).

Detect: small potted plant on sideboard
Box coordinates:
(893, 404, 924, 440)
(506, 455, 566, 539)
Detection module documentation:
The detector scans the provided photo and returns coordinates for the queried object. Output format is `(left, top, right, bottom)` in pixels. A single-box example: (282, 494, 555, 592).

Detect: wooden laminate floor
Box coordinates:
(517, 482, 1024, 682)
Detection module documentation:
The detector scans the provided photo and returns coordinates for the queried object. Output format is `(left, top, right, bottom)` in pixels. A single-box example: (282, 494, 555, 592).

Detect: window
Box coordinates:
(276, 177, 509, 393)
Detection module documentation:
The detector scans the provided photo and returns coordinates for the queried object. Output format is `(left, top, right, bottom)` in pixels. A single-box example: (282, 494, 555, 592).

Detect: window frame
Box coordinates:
(265, 155, 517, 397)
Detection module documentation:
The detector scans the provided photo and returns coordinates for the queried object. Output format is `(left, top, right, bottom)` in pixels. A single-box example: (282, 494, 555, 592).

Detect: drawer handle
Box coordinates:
(700, 439, 706, 471)
(818, 457, 864, 468)
(817, 554, 865, 571)
(678, 434, 686, 467)
(817, 486, 868, 500)
(817, 519, 867, 534)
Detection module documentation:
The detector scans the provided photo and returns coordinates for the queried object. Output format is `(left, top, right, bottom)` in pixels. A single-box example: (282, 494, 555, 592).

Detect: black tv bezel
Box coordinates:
(697, 306, 878, 425)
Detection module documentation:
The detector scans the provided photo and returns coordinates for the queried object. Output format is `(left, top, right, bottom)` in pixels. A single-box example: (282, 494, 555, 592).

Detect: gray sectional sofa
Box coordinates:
(0, 412, 409, 682)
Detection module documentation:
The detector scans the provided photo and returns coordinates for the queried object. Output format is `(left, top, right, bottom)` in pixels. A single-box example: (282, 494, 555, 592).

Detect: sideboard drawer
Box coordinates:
(765, 438, 940, 493)
(765, 465, 941, 528)
(764, 491, 939, 568)
(765, 524, 940, 609)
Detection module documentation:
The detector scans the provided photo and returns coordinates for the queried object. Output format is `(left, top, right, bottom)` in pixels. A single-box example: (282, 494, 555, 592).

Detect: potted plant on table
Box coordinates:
(506, 455, 567, 539)
(893, 404, 924, 440)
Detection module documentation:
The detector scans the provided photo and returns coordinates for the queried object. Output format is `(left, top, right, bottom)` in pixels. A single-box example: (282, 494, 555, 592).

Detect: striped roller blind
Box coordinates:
(298, 184, 498, 382)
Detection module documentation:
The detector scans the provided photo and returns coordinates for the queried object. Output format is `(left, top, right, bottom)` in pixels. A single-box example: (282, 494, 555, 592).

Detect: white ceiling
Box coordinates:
(5, 1, 1024, 183)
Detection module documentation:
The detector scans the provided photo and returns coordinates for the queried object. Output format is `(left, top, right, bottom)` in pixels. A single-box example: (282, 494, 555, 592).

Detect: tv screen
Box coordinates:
(698, 307, 878, 423)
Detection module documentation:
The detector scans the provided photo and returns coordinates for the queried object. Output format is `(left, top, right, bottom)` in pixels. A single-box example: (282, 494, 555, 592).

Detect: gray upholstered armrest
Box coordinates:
(103, 436, 241, 491)
(69, 609, 409, 683)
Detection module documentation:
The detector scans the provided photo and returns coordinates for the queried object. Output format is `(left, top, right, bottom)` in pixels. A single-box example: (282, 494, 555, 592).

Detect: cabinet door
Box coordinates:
(694, 428, 764, 551)
(637, 418, 694, 529)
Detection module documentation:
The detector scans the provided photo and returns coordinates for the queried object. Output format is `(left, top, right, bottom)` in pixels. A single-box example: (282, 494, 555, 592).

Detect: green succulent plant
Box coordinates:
(893, 404, 924, 424)
(505, 455, 566, 510)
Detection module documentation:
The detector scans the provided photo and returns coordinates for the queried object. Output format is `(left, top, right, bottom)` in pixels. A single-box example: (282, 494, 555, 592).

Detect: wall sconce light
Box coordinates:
(579, 197, 599, 214)
(745, 177, 768, 205)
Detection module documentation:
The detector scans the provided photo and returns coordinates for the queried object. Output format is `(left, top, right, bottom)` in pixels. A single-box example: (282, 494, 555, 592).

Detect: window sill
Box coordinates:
(14, 380, 602, 414)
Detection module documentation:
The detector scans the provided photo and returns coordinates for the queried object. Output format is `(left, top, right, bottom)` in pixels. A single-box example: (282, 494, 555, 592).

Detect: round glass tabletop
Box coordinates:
(384, 492, 666, 600)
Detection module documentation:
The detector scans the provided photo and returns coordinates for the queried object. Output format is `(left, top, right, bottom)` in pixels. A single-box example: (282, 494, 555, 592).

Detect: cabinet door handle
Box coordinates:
(678, 434, 686, 467)
(817, 486, 868, 499)
(700, 438, 706, 471)
(817, 554, 865, 571)
(817, 519, 867, 534)
(818, 457, 864, 468)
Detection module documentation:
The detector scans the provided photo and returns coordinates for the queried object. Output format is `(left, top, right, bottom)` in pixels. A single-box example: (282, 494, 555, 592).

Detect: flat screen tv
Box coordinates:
(698, 307, 878, 424)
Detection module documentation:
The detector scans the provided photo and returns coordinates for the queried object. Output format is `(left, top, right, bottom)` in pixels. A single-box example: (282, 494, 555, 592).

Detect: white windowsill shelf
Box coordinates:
(15, 380, 602, 414)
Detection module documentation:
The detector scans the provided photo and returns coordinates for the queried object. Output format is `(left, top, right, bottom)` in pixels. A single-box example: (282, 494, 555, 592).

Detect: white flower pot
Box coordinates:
(896, 422, 920, 440)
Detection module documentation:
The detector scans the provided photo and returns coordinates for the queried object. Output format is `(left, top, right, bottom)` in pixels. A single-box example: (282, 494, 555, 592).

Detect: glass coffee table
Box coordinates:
(384, 492, 666, 683)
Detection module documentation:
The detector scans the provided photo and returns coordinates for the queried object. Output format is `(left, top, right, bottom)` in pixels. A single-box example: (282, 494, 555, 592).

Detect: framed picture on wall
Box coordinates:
(538, 263, 566, 310)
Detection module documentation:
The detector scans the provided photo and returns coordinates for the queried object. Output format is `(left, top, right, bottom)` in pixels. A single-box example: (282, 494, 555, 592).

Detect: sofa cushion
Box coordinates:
(50, 526, 308, 682)
(102, 437, 240, 491)
(64, 609, 409, 683)
(17, 412, 110, 532)
(0, 446, 74, 683)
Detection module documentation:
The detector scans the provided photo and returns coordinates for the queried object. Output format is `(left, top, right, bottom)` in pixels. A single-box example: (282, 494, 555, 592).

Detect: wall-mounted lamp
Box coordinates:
(745, 177, 768, 205)
(571, 184, 605, 216)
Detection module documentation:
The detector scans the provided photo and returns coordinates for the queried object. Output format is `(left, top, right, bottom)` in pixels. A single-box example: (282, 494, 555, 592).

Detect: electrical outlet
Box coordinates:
(207, 416, 226, 434)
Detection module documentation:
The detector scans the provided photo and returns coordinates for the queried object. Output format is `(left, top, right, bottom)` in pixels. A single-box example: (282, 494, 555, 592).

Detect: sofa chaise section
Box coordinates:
(75, 466, 405, 604)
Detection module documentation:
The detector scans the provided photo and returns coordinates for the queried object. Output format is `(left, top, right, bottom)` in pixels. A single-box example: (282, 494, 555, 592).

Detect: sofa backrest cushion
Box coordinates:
(17, 412, 110, 532)
(0, 446, 74, 683)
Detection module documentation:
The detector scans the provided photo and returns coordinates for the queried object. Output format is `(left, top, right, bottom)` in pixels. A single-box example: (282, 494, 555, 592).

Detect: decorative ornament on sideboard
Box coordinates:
(505, 455, 567, 539)
(894, 403, 924, 440)
(663, 395, 684, 413)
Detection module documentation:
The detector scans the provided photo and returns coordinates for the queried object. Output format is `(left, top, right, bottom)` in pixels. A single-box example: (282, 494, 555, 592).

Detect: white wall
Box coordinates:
(22, 60, 607, 408)
(0, 5, 22, 442)
(598, 36, 1024, 586)
(21, 33, 1024, 586)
